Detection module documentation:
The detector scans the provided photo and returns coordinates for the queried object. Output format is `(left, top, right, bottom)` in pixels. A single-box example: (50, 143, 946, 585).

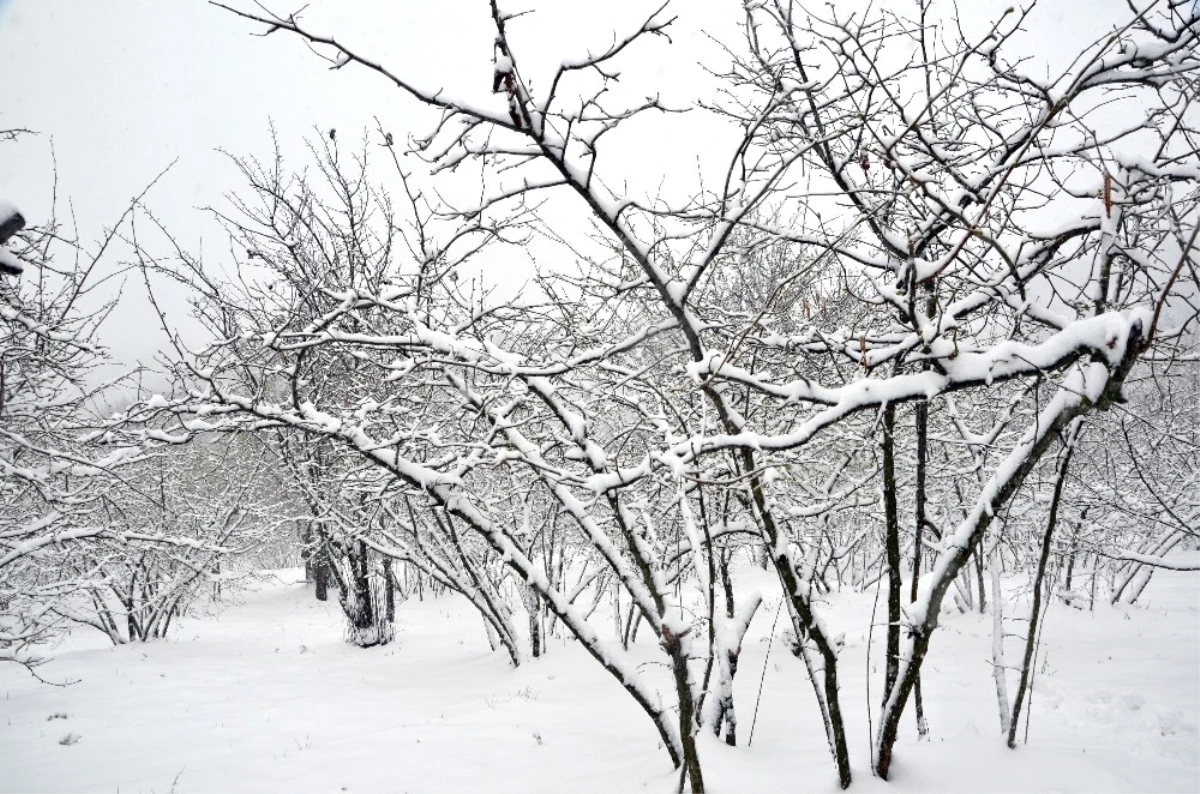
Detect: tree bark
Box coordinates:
(875, 334, 1142, 779)
(882, 404, 902, 705)
(1009, 429, 1077, 747)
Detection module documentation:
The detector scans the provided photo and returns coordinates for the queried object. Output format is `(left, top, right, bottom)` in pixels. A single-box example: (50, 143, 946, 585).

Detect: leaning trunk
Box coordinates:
(1009, 433, 1077, 747)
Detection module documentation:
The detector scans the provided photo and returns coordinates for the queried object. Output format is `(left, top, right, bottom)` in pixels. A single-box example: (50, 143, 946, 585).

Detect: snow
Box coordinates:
(0, 246, 23, 276)
(2, 567, 1195, 793)
(675, 309, 1148, 466)
(0, 198, 21, 226)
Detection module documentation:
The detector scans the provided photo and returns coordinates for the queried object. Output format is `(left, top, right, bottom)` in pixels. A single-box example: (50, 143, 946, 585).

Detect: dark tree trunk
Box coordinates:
(315, 547, 329, 602)
(527, 585, 542, 658)
(872, 344, 1138, 780)
(664, 627, 705, 794)
(911, 399, 929, 738)
(1009, 432, 1077, 747)
(882, 403, 902, 704)
(975, 547, 987, 614)
(384, 557, 395, 623)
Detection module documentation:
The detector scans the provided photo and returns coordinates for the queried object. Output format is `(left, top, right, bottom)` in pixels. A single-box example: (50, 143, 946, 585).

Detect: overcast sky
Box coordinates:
(0, 0, 1139, 373)
(0, 0, 739, 371)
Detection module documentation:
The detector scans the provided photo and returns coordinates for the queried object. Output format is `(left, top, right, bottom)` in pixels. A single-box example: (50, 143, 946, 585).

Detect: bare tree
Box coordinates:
(119, 0, 1200, 788)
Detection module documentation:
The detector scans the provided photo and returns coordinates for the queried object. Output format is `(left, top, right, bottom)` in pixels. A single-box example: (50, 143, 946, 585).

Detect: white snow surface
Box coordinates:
(0, 198, 21, 222)
(1, 567, 1196, 793)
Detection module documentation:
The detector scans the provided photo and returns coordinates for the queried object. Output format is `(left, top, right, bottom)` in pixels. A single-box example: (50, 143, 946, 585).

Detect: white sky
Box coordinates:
(0, 0, 1137, 373)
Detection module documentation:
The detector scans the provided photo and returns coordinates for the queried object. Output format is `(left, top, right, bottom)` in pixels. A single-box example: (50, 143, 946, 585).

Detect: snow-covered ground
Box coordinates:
(2, 567, 1196, 793)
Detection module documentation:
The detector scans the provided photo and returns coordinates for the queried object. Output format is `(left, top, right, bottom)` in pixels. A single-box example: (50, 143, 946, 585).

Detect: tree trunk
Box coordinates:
(912, 399, 929, 738)
(990, 555, 1012, 735)
(384, 557, 395, 623)
(315, 541, 329, 602)
(664, 627, 705, 794)
(975, 547, 987, 614)
(1008, 432, 1077, 747)
(752, 470, 852, 788)
(882, 403, 902, 705)
(524, 584, 542, 658)
(873, 341, 1142, 780)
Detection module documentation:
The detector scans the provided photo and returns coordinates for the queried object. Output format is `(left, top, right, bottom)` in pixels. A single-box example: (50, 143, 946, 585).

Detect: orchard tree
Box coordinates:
(125, 0, 1200, 789)
(0, 158, 174, 667)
